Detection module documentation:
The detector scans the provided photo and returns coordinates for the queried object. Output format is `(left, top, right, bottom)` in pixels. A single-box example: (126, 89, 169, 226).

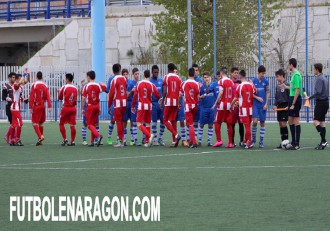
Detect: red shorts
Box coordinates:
(32, 105, 46, 124)
(60, 107, 76, 125)
(185, 107, 197, 126)
(232, 107, 239, 124)
(215, 110, 233, 124)
(11, 110, 23, 127)
(86, 105, 100, 126)
(164, 106, 178, 122)
(114, 107, 126, 122)
(240, 115, 252, 124)
(137, 110, 152, 123)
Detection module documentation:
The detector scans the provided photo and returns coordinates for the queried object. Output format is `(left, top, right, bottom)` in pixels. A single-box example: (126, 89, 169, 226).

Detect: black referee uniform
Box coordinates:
(2, 83, 13, 123)
(310, 73, 329, 122)
(274, 82, 290, 122)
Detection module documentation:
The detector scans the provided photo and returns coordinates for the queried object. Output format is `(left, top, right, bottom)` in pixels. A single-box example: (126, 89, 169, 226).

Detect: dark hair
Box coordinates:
(168, 63, 175, 71)
(314, 63, 323, 73)
(15, 73, 22, 79)
(192, 64, 199, 69)
(203, 71, 210, 76)
(122, 68, 128, 75)
(66, 73, 74, 82)
(152, 65, 159, 71)
(258, 65, 266, 73)
(220, 67, 227, 75)
(87, 71, 96, 80)
(289, 58, 297, 68)
(144, 70, 151, 78)
(8, 72, 16, 78)
(216, 70, 220, 75)
(239, 70, 246, 77)
(231, 67, 239, 73)
(112, 63, 121, 74)
(188, 67, 195, 77)
(36, 71, 43, 80)
(275, 69, 285, 78)
(132, 67, 139, 74)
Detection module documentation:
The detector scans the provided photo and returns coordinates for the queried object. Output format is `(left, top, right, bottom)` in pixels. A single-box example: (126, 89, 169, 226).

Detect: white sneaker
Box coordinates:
(148, 134, 154, 147)
(113, 142, 124, 148)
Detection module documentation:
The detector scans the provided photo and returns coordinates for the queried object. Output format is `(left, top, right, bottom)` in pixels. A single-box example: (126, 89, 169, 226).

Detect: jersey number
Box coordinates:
(143, 87, 148, 99)
(171, 81, 177, 92)
(120, 85, 125, 96)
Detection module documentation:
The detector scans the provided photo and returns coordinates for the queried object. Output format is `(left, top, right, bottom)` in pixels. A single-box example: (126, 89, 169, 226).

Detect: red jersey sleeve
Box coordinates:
(235, 85, 241, 99)
(45, 85, 52, 108)
(152, 84, 160, 99)
(29, 84, 35, 109)
(108, 80, 115, 108)
(58, 86, 64, 100)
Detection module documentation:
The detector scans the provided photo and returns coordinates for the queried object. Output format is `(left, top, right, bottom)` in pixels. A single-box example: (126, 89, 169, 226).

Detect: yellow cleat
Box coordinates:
(182, 141, 189, 147)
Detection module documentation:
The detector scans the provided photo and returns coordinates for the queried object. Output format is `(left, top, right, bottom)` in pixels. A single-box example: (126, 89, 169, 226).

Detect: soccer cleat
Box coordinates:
(36, 136, 44, 146)
(289, 145, 300, 150)
(61, 140, 68, 146)
(88, 143, 94, 147)
(315, 142, 327, 150)
(16, 140, 24, 146)
(259, 142, 265, 148)
(225, 143, 234, 148)
(107, 137, 113, 145)
(189, 143, 198, 148)
(144, 143, 150, 148)
(135, 141, 142, 146)
(4, 134, 10, 144)
(239, 142, 244, 147)
(123, 141, 127, 146)
(129, 141, 136, 146)
(244, 142, 254, 149)
(182, 140, 189, 147)
(198, 142, 202, 147)
(142, 137, 146, 145)
(168, 142, 176, 148)
(148, 134, 154, 147)
(10, 142, 17, 146)
(82, 140, 88, 146)
(207, 143, 213, 147)
(158, 138, 166, 146)
(68, 142, 75, 146)
(234, 143, 237, 148)
(153, 140, 160, 146)
(96, 135, 103, 147)
(113, 142, 124, 148)
(276, 144, 282, 149)
(174, 135, 181, 147)
(212, 141, 223, 148)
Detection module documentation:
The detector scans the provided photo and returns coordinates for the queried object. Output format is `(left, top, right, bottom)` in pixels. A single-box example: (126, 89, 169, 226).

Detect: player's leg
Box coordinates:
(238, 122, 244, 146)
(314, 101, 328, 149)
(151, 105, 158, 145)
(113, 107, 125, 147)
(131, 106, 139, 145)
(186, 109, 197, 148)
(82, 111, 88, 145)
(107, 105, 115, 145)
(213, 110, 223, 147)
(68, 108, 77, 146)
(198, 124, 204, 146)
(252, 105, 259, 144)
(158, 108, 166, 146)
(163, 107, 177, 138)
(198, 108, 206, 146)
(59, 108, 68, 146)
(193, 107, 200, 140)
(258, 107, 267, 148)
(243, 116, 253, 148)
(225, 111, 234, 148)
(9, 111, 17, 146)
(4, 106, 12, 143)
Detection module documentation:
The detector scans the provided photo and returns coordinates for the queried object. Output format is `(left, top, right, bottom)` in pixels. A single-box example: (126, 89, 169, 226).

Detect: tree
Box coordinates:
(152, 0, 286, 75)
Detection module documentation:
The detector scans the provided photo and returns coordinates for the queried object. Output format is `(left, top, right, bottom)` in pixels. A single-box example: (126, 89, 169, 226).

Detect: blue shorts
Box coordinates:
(252, 105, 267, 122)
(199, 108, 215, 125)
(124, 101, 132, 122)
(176, 106, 185, 122)
(194, 107, 200, 122)
(152, 103, 164, 122)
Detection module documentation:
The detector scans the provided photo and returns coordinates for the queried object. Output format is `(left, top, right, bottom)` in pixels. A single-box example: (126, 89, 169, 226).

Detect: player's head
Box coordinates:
(132, 67, 139, 81)
(15, 73, 22, 82)
(144, 70, 151, 79)
(192, 63, 199, 77)
(122, 68, 129, 78)
(202, 71, 211, 84)
(188, 67, 195, 79)
(8, 72, 16, 84)
(313, 63, 323, 75)
(219, 67, 227, 77)
(65, 73, 74, 83)
(257, 65, 266, 78)
(152, 65, 159, 78)
(289, 58, 297, 71)
(168, 63, 175, 73)
(174, 66, 178, 74)
(275, 69, 285, 83)
(36, 71, 43, 80)
(112, 63, 121, 75)
(216, 70, 221, 80)
(239, 70, 246, 81)
(86, 71, 96, 81)
(231, 67, 239, 80)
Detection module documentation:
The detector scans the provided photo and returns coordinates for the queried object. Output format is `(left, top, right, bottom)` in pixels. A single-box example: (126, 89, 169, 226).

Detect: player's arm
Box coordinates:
(105, 77, 111, 93)
(81, 96, 86, 115)
(131, 87, 138, 114)
(46, 87, 52, 112)
(263, 86, 270, 110)
(212, 87, 223, 110)
(108, 81, 115, 109)
(58, 86, 64, 100)
(308, 78, 322, 100)
(29, 84, 35, 111)
(153, 84, 160, 99)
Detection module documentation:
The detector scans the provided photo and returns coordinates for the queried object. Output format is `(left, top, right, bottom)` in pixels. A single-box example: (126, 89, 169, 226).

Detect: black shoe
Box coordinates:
(88, 143, 94, 147)
(97, 135, 103, 147)
(315, 142, 327, 150)
(198, 142, 202, 147)
(36, 137, 44, 146)
(174, 135, 181, 148)
(276, 144, 282, 149)
(10, 142, 17, 146)
(290, 145, 300, 150)
(207, 143, 212, 147)
(16, 140, 24, 146)
(68, 142, 75, 146)
(189, 143, 198, 148)
(61, 140, 68, 146)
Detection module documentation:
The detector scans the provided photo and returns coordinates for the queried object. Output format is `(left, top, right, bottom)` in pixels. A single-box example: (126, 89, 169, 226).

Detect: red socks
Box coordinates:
(33, 124, 42, 138)
(117, 122, 124, 142)
(70, 125, 76, 143)
(189, 125, 197, 144)
(59, 124, 66, 140)
(88, 125, 100, 143)
(138, 124, 151, 141)
(227, 123, 233, 144)
(164, 121, 177, 142)
(39, 126, 44, 136)
(244, 123, 251, 143)
(215, 122, 222, 142)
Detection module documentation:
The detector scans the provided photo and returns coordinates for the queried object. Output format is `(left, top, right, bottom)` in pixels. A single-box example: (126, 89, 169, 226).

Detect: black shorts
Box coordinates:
(6, 105, 12, 124)
(314, 100, 329, 121)
(288, 96, 302, 117)
(277, 103, 288, 122)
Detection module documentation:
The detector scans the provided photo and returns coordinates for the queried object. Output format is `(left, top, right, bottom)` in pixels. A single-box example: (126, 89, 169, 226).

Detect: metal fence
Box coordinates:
(1, 63, 329, 122)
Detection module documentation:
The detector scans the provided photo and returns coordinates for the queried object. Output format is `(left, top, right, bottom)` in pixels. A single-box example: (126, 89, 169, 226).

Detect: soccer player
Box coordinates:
(82, 71, 106, 147)
(29, 71, 52, 146)
(198, 71, 215, 146)
(273, 69, 290, 148)
(132, 70, 160, 147)
(108, 64, 128, 148)
(160, 63, 182, 147)
(58, 73, 78, 146)
(231, 70, 255, 149)
(9, 73, 29, 146)
(306, 63, 329, 150)
(212, 67, 235, 148)
(230, 67, 244, 147)
(192, 64, 203, 136)
(2, 72, 15, 144)
(150, 65, 166, 146)
(252, 65, 270, 148)
(281, 58, 303, 150)
(181, 67, 200, 148)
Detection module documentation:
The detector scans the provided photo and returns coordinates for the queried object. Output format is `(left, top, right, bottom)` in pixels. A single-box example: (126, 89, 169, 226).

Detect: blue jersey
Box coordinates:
(105, 75, 115, 93)
(212, 81, 220, 101)
(252, 77, 269, 108)
(127, 79, 138, 102)
(194, 76, 203, 83)
(150, 77, 163, 104)
(199, 83, 215, 108)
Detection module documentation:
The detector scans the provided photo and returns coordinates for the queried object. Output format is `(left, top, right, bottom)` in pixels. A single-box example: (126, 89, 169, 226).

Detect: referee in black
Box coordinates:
(306, 63, 329, 150)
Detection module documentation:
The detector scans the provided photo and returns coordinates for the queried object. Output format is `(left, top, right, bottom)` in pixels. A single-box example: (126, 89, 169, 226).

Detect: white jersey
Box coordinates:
(10, 83, 23, 111)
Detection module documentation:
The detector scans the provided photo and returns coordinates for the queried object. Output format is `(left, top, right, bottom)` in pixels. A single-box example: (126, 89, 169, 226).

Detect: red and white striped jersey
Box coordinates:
(58, 84, 78, 107)
(108, 75, 127, 108)
(82, 82, 106, 106)
(10, 83, 23, 111)
(163, 73, 182, 106)
(235, 82, 256, 116)
(218, 77, 234, 110)
(29, 81, 52, 109)
(180, 79, 200, 112)
(132, 80, 160, 111)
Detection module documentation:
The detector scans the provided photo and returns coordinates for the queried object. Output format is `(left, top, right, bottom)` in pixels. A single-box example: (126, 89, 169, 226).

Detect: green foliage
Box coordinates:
(152, 0, 287, 75)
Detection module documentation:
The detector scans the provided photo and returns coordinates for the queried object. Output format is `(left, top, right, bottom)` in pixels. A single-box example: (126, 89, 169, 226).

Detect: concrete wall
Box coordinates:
(25, 5, 165, 67)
